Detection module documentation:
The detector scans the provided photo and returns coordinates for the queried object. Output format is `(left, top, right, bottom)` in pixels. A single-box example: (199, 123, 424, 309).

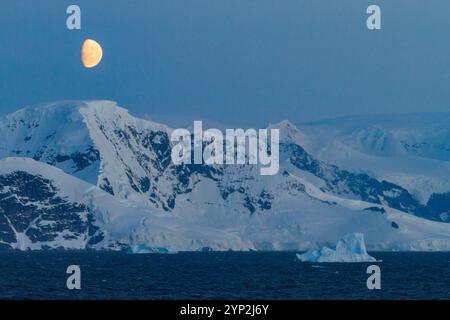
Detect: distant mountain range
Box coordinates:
(1, 101, 449, 252)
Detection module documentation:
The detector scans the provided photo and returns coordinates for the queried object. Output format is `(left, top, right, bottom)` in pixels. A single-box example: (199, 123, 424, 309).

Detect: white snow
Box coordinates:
(296, 233, 377, 263)
(0, 157, 252, 252)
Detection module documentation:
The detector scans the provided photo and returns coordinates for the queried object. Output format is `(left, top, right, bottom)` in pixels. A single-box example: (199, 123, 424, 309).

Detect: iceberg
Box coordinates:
(296, 233, 377, 263)
(127, 244, 175, 254)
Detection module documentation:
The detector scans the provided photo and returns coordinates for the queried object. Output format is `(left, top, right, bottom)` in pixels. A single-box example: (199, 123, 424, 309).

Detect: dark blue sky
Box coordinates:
(1, 0, 450, 126)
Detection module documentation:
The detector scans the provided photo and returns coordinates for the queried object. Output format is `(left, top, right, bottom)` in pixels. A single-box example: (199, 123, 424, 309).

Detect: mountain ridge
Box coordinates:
(1, 100, 450, 251)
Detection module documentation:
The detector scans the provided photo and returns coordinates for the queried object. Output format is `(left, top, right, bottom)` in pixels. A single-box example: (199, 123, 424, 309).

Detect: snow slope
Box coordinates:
(298, 113, 450, 204)
(0, 157, 251, 251)
(0, 101, 173, 206)
(2, 156, 450, 251)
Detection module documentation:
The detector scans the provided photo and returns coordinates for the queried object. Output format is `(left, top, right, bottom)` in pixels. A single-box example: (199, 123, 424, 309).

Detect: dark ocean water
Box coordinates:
(0, 251, 449, 300)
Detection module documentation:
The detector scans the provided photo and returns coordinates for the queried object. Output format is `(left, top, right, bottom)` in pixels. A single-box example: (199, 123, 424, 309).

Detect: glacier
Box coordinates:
(0, 157, 252, 251)
(1, 100, 450, 252)
(298, 114, 450, 205)
(296, 233, 377, 263)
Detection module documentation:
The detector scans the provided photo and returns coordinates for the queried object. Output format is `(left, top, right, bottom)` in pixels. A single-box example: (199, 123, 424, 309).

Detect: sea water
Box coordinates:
(0, 251, 448, 300)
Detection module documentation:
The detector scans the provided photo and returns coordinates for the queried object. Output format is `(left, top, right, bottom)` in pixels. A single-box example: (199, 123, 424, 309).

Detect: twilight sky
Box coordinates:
(1, 0, 450, 127)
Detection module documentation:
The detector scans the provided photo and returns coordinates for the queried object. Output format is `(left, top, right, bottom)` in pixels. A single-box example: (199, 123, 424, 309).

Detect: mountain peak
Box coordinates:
(268, 120, 308, 145)
(2, 100, 170, 132)
(10, 100, 126, 116)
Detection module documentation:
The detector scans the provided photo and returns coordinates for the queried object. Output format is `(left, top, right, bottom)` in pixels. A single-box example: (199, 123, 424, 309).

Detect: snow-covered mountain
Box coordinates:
(1, 101, 450, 251)
(0, 157, 250, 251)
(297, 114, 450, 208)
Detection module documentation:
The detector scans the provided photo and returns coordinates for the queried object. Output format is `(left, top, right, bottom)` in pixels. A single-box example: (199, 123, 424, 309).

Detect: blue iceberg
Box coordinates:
(127, 244, 175, 254)
(296, 233, 377, 263)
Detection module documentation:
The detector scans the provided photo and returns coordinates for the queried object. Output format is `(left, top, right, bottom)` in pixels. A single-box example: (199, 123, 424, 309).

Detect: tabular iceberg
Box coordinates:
(296, 233, 377, 263)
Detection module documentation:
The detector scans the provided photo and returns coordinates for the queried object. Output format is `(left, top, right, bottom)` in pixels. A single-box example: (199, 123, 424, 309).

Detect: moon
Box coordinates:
(81, 39, 103, 68)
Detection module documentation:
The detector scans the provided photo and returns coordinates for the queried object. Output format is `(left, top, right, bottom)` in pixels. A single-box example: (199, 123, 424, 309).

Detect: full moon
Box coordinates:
(81, 39, 103, 68)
